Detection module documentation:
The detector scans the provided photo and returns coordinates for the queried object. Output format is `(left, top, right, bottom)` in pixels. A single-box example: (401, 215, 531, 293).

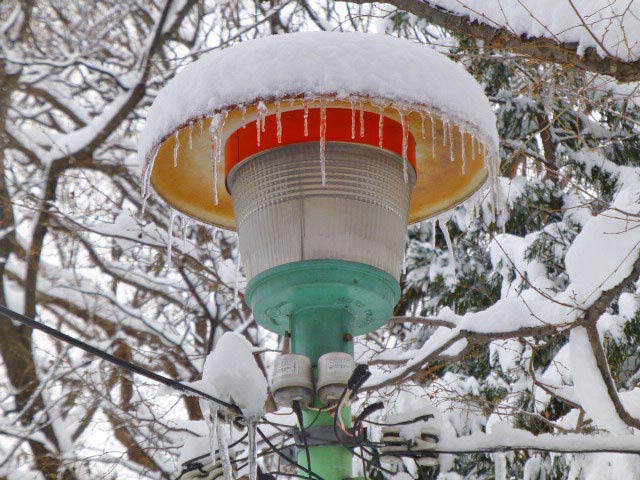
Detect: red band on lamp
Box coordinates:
(225, 107, 416, 176)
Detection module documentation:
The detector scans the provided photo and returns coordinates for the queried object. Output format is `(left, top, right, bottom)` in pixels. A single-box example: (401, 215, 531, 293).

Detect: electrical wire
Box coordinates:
(0, 304, 441, 475)
(330, 373, 395, 475)
(256, 427, 326, 480)
(292, 400, 312, 480)
(0, 304, 241, 414)
(362, 413, 434, 427)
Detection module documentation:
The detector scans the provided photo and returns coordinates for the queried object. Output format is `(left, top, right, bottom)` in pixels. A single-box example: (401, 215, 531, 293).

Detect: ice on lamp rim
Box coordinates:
(138, 31, 499, 166)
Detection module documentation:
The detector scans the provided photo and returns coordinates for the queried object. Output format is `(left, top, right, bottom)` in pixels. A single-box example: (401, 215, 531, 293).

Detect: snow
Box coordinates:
(391, 473, 414, 480)
(427, 0, 640, 61)
(490, 338, 523, 373)
(618, 291, 639, 318)
(139, 31, 498, 164)
(565, 183, 640, 307)
(569, 326, 628, 432)
(569, 452, 640, 480)
(436, 420, 640, 453)
(370, 180, 640, 390)
(187, 332, 268, 418)
(533, 344, 575, 411)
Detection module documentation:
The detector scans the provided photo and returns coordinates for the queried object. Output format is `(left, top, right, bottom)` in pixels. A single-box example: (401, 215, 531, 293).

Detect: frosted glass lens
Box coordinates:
(227, 142, 415, 280)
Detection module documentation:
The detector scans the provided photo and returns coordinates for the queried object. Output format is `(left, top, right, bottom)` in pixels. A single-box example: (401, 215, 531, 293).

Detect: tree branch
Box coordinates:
(340, 0, 640, 82)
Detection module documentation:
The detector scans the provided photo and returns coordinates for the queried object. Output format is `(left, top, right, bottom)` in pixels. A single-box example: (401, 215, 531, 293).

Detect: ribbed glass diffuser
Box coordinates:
(227, 142, 416, 280)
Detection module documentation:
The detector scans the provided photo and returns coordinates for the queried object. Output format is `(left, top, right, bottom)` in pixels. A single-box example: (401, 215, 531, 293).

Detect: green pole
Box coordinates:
(291, 309, 353, 480)
(246, 259, 400, 480)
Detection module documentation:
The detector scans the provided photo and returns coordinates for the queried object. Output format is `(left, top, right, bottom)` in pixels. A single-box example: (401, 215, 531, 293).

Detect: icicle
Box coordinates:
(188, 122, 193, 150)
(217, 413, 233, 480)
(141, 146, 158, 216)
(398, 109, 409, 183)
(431, 221, 437, 245)
(256, 101, 267, 146)
(247, 418, 258, 480)
(241, 105, 247, 128)
(471, 135, 476, 163)
(439, 220, 457, 278)
(449, 123, 454, 163)
(216, 113, 228, 164)
(319, 102, 327, 186)
(420, 111, 426, 139)
(167, 210, 176, 264)
(207, 403, 219, 466)
(260, 104, 267, 133)
(359, 101, 365, 137)
(210, 117, 219, 205)
(173, 131, 180, 167)
(233, 254, 240, 308)
(378, 106, 384, 148)
(461, 131, 467, 174)
(442, 118, 447, 146)
(210, 112, 227, 206)
(402, 250, 407, 275)
(350, 100, 356, 140)
(141, 194, 149, 217)
(182, 216, 190, 244)
(431, 114, 436, 159)
(494, 453, 507, 480)
(303, 101, 309, 137)
(275, 101, 282, 143)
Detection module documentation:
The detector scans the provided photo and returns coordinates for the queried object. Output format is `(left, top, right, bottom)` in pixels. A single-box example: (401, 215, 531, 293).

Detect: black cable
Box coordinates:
(353, 402, 384, 431)
(329, 371, 395, 476)
(0, 304, 241, 414)
(347, 364, 371, 399)
(258, 467, 276, 480)
(332, 387, 349, 451)
(358, 444, 395, 474)
(2, 304, 417, 474)
(256, 427, 325, 480)
(306, 408, 323, 429)
(360, 446, 368, 480)
(292, 400, 312, 480)
(331, 387, 384, 474)
(363, 413, 434, 427)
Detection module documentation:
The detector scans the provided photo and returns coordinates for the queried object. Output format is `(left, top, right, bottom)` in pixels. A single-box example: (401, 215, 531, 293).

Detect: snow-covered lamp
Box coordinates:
(139, 31, 498, 357)
(139, 31, 498, 480)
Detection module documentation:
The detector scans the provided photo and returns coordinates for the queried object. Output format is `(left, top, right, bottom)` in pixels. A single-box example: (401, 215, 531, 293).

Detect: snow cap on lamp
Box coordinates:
(139, 31, 500, 336)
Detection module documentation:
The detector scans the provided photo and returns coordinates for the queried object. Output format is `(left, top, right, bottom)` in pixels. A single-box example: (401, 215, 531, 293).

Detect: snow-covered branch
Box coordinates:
(342, 0, 640, 81)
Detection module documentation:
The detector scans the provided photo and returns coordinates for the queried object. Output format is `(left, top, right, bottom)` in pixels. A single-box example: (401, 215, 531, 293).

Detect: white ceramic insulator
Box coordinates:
(271, 354, 314, 407)
(316, 352, 355, 391)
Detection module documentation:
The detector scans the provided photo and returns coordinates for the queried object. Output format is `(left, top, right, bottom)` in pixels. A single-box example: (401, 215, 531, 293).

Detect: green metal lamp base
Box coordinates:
(246, 259, 400, 361)
(246, 259, 400, 480)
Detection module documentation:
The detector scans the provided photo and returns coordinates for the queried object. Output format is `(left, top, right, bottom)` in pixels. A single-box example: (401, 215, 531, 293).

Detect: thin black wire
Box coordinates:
(267, 472, 315, 479)
(0, 304, 445, 474)
(0, 304, 241, 414)
(292, 400, 312, 480)
(330, 387, 394, 474)
(362, 414, 434, 427)
(256, 427, 325, 480)
(0, 302, 450, 480)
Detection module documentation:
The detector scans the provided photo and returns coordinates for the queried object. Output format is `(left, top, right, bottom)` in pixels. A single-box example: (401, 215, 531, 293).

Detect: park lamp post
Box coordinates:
(139, 32, 499, 480)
